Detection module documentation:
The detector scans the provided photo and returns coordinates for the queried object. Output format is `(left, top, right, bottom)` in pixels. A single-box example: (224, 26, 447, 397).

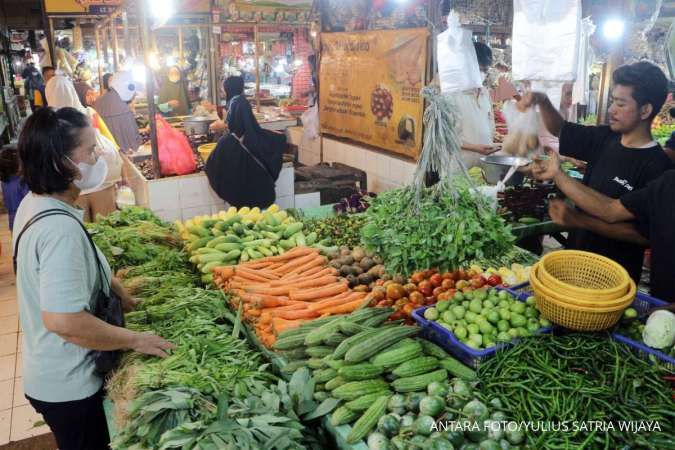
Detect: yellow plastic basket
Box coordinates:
(530, 265, 635, 331)
(538, 250, 631, 300)
(198, 143, 217, 162)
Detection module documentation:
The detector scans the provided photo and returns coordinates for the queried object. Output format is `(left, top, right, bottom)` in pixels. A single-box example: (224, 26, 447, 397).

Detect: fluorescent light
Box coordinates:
(602, 18, 625, 41)
(293, 59, 303, 67)
(148, 0, 174, 22)
(132, 63, 146, 83)
(166, 55, 176, 67)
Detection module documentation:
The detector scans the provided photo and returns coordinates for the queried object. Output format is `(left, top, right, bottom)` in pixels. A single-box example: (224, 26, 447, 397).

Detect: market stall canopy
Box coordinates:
(44, 0, 209, 14)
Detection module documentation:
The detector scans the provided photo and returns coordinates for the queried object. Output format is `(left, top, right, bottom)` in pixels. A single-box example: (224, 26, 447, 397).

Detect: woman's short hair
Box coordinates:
(19, 107, 90, 194)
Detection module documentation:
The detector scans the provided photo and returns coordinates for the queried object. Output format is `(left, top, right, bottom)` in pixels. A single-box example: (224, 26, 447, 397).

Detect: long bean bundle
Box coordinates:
(477, 334, 675, 450)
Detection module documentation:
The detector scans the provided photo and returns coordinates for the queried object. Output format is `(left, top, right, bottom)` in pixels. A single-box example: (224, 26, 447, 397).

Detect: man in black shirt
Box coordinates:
(519, 62, 671, 282)
(532, 150, 675, 303)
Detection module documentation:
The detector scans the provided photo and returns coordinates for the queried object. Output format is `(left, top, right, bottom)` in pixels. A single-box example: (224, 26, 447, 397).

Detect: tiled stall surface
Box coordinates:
(0, 216, 51, 445)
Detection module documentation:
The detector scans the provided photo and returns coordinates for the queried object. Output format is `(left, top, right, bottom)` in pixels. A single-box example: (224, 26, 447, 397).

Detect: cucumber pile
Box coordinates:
(270, 309, 524, 449)
(175, 204, 337, 282)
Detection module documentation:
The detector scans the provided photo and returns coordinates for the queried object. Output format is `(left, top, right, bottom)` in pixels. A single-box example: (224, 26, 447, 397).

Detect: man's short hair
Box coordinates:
(613, 61, 668, 121)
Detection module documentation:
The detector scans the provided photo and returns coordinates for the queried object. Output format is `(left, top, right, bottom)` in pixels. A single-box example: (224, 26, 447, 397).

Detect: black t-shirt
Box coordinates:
(621, 170, 675, 302)
(559, 122, 671, 282)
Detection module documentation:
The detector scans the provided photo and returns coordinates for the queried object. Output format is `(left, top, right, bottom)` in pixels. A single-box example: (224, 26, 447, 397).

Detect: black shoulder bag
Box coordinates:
(13, 208, 124, 376)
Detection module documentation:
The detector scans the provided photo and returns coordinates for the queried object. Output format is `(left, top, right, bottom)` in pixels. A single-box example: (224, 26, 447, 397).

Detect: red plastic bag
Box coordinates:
(155, 114, 197, 176)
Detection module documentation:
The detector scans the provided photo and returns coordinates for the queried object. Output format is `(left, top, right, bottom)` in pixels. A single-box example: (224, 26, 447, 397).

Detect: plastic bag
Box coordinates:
(437, 11, 482, 94)
(501, 100, 540, 157)
(301, 104, 319, 141)
(155, 114, 197, 176)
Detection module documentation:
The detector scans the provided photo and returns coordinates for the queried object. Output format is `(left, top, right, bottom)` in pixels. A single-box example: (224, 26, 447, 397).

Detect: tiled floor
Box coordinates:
(0, 215, 51, 445)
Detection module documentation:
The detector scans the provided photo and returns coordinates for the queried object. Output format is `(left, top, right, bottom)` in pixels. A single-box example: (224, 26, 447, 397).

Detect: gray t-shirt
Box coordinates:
(13, 194, 112, 402)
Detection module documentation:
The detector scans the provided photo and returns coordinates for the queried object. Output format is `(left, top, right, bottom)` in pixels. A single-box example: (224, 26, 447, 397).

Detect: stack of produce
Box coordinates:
(304, 214, 366, 248)
(87, 207, 183, 272)
(103, 210, 325, 450)
(422, 288, 550, 350)
(333, 191, 377, 215)
(213, 247, 370, 347)
(273, 310, 524, 448)
(176, 204, 336, 283)
(362, 183, 515, 276)
(327, 246, 386, 291)
(477, 334, 675, 449)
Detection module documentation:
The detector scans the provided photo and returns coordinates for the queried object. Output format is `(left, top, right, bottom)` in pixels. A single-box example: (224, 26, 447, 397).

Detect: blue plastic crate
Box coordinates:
(411, 295, 552, 369)
(609, 292, 674, 372)
(516, 281, 674, 370)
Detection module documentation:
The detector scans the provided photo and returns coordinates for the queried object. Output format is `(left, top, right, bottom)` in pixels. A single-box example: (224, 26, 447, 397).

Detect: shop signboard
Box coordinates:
(45, 0, 121, 14)
(319, 28, 427, 159)
(45, 0, 209, 14)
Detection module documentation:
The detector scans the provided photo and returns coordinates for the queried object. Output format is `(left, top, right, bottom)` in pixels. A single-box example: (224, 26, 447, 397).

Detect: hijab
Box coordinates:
(157, 66, 190, 116)
(45, 75, 87, 113)
(205, 80, 285, 209)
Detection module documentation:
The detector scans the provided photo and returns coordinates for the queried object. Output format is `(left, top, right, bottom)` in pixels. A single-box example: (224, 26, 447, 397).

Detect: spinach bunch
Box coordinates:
(362, 182, 515, 275)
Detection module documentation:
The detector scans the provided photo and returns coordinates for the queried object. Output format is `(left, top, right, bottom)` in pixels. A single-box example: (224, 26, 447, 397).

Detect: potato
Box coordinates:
(352, 247, 366, 261)
(360, 257, 375, 271)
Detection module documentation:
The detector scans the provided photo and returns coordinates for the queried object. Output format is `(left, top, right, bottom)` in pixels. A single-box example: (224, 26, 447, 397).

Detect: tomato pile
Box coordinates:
(367, 269, 504, 324)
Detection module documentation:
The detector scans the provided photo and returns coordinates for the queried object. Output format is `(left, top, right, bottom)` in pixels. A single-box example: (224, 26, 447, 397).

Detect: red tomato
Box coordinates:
(418, 280, 433, 297)
(394, 298, 408, 308)
(487, 274, 503, 287)
(402, 304, 416, 316)
(386, 284, 405, 300)
(446, 288, 457, 298)
(430, 273, 443, 288)
(410, 272, 426, 284)
(470, 275, 486, 289)
(457, 268, 467, 280)
(403, 283, 418, 294)
(433, 286, 445, 298)
(437, 291, 450, 301)
(442, 271, 454, 280)
(389, 310, 405, 321)
(441, 279, 455, 290)
(409, 291, 425, 304)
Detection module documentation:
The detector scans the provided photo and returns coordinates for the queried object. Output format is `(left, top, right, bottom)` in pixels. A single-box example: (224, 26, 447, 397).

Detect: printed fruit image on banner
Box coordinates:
(319, 28, 427, 159)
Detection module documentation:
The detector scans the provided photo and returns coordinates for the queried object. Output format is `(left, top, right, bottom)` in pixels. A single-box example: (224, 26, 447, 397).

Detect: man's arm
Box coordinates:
(532, 148, 636, 223)
(518, 92, 564, 137)
(461, 142, 499, 155)
(42, 311, 174, 357)
(548, 200, 648, 246)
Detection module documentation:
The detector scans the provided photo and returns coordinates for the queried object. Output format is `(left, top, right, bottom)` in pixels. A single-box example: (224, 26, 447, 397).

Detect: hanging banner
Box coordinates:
(45, 0, 209, 14)
(45, 0, 121, 14)
(319, 28, 427, 159)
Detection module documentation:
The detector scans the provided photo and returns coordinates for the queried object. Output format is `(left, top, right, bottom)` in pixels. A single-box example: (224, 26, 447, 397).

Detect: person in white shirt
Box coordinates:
(456, 42, 498, 168)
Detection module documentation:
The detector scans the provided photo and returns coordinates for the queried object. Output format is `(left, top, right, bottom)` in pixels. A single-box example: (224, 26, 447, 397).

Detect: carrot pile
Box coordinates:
(213, 246, 368, 347)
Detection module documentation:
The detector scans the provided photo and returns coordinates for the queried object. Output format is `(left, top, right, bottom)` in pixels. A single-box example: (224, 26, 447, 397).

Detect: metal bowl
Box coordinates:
(479, 155, 531, 186)
(183, 116, 216, 136)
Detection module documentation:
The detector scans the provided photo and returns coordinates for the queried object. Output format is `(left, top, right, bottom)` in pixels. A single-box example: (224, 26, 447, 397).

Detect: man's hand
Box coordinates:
(548, 199, 579, 227)
(517, 91, 547, 112)
(209, 119, 227, 133)
(167, 100, 180, 109)
(531, 147, 562, 181)
(132, 332, 175, 358)
(464, 143, 499, 155)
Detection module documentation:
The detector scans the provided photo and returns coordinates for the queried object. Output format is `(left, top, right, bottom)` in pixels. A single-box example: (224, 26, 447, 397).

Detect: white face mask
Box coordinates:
(67, 155, 108, 191)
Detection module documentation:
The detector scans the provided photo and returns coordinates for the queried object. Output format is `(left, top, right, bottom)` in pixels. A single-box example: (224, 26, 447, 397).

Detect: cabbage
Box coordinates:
(642, 310, 675, 350)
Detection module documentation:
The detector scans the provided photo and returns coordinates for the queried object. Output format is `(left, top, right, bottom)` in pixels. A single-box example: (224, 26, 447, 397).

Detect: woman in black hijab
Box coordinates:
(205, 76, 286, 208)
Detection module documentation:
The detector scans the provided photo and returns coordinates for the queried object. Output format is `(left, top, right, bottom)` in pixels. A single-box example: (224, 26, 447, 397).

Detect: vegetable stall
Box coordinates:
(96, 198, 673, 450)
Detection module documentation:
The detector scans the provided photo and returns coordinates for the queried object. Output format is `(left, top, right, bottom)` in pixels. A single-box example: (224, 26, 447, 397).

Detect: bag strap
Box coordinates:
(13, 208, 110, 291)
(232, 133, 276, 182)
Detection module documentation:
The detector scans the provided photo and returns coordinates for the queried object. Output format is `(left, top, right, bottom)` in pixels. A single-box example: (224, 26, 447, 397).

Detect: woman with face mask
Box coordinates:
(12, 107, 174, 450)
(157, 65, 191, 116)
(46, 75, 122, 221)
